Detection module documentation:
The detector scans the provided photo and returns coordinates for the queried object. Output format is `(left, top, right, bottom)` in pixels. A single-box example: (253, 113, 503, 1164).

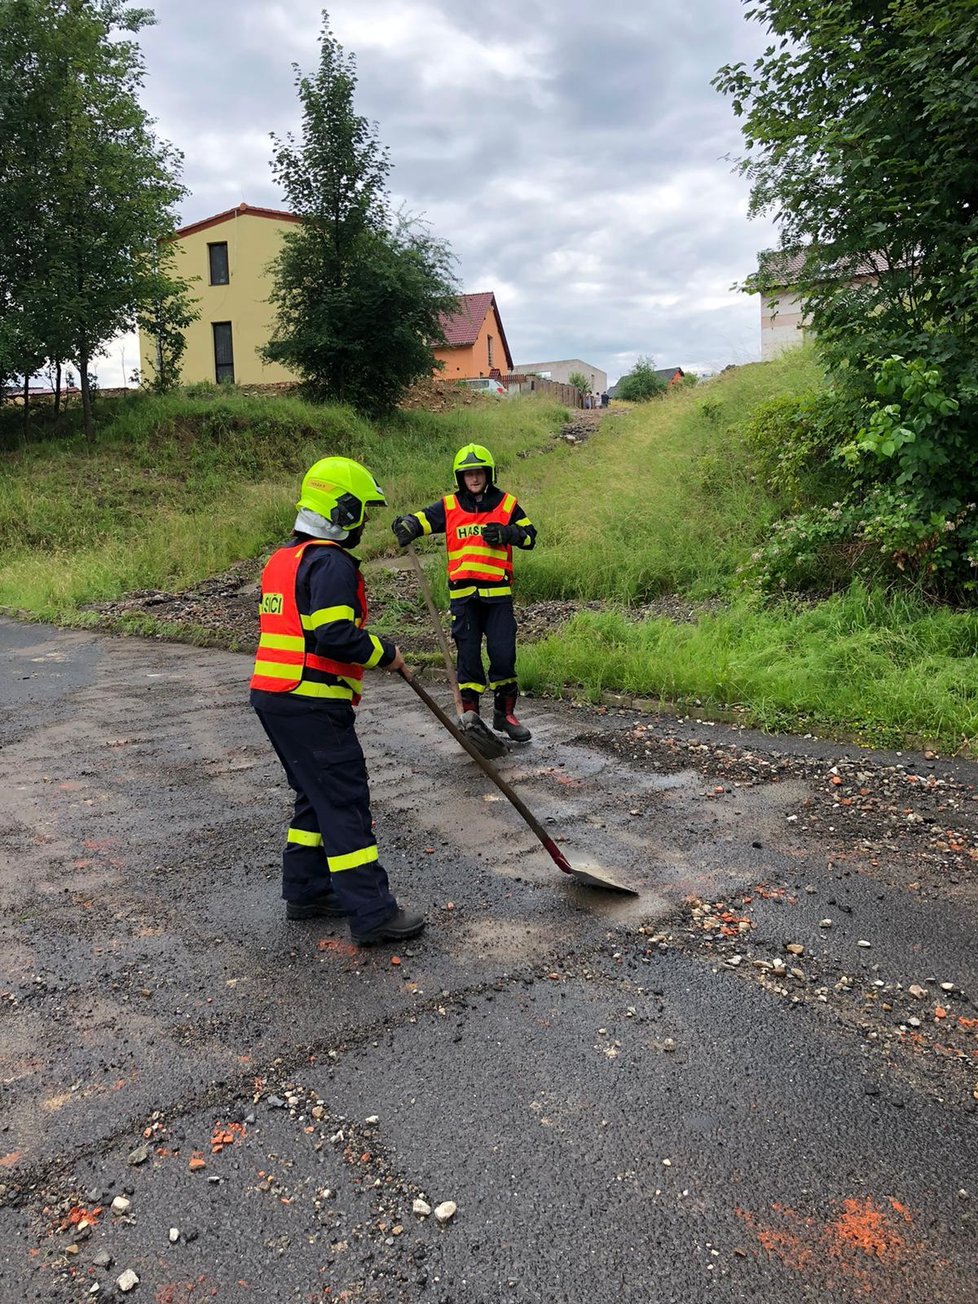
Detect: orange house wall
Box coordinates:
(432, 305, 509, 379)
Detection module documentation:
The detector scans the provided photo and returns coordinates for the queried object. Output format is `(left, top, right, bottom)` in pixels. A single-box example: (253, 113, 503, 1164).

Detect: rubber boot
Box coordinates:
(460, 691, 481, 716)
(352, 908, 427, 947)
(493, 693, 531, 742)
(286, 892, 347, 920)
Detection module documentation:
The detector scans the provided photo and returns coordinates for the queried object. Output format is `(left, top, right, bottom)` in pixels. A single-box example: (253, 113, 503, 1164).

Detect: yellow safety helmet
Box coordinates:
(297, 456, 387, 531)
(453, 443, 495, 491)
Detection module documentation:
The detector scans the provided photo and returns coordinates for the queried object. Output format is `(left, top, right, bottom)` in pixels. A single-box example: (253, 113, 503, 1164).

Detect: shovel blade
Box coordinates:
(459, 711, 507, 760)
(568, 865, 639, 895)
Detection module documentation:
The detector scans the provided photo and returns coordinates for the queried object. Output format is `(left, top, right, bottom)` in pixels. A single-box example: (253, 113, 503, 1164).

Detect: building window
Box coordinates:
(487, 334, 494, 367)
(212, 322, 234, 384)
(208, 242, 229, 286)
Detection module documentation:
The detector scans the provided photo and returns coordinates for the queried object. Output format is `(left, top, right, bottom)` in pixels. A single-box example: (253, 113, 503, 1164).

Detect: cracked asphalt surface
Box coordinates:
(1, 616, 976, 1302)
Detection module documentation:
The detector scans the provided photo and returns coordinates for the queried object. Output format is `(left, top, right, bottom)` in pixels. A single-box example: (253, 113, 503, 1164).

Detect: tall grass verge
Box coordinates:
(519, 582, 978, 750)
(0, 388, 566, 617)
(505, 348, 823, 604)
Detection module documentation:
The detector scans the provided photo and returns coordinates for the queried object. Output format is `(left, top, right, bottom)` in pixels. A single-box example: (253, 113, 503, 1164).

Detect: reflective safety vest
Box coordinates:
(250, 540, 369, 703)
(443, 492, 516, 597)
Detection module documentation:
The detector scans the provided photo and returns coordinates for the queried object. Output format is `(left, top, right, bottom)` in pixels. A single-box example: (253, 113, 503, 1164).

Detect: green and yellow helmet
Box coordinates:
(297, 456, 387, 531)
(453, 443, 495, 492)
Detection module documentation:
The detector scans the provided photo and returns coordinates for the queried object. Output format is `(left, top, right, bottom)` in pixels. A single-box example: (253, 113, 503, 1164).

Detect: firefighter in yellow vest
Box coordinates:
(391, 443, 536, 742)
(251, 456, 425, 946)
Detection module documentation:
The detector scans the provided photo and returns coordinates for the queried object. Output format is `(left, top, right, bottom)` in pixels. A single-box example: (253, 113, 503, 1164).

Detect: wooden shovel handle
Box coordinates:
(398, 667, 574, 875)
(405, 542, 464, 717)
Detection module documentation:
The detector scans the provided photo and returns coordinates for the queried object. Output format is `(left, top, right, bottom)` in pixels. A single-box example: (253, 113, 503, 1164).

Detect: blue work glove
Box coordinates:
(482, 522, 523, 545)
(392, 516, 422, 547)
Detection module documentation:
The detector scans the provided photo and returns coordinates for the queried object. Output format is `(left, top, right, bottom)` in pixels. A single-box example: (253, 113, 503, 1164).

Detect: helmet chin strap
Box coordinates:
(294, 507, 350, 541)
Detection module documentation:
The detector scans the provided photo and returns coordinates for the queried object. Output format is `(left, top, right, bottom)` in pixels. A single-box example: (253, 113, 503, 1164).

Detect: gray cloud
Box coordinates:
(97, 0, 776, 384)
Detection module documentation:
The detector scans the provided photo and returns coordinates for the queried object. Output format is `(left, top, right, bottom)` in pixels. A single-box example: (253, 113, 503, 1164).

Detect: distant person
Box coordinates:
(601, 391, 609, 408)
(250, 456, 426, 947)
(391, 443, 537, 742)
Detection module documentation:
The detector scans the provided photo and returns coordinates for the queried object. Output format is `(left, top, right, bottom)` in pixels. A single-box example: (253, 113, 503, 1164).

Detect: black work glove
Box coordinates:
(392, 515, 421, 547)
(482, 522, 524, 546)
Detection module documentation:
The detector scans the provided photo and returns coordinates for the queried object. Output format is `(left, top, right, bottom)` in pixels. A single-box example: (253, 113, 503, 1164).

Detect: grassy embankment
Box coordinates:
(3, 356, 978, 750)
(0, 388, 565, 622)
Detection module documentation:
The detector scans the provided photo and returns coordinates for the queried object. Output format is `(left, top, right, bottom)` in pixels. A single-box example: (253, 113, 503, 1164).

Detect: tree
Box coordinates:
(567, 370, 591, 396)
(262, 11, 459, 416)
(615, 356, 667, 402)
(0, 0, 187, 437)
(137, 252, 198, 393)
(714, 0, 978, 593)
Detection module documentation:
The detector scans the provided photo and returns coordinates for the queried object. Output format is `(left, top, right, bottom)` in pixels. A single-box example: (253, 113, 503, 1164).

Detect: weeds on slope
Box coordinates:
(519, 582, 978, 751)
(0, 388, 565, 618)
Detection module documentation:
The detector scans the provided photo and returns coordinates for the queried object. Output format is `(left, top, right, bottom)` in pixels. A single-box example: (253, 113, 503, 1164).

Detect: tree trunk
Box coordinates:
(80, 346, 93, 441)
(22, 376, 29, 436)
(54, 361, 62, 420)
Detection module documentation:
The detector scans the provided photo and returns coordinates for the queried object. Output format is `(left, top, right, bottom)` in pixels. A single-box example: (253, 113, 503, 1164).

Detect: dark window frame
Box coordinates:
(212, 321, 234, 384)
(208, 241, 229, 286)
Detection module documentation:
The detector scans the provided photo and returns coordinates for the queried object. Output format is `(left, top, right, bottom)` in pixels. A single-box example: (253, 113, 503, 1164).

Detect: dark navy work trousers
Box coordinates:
(251, 692, 397, 936)
(451, 596, 518, 699)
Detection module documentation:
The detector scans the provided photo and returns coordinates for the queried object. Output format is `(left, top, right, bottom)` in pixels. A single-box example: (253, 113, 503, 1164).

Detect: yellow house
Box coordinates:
(139, 203, 302, 386)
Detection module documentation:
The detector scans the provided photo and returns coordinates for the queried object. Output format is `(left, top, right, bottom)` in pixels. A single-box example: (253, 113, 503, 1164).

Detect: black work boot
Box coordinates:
(493, 694, 531, 742)
(286, 892, 348, 920)
(460, 691, 481, 717)
(352, 908, 427, 947)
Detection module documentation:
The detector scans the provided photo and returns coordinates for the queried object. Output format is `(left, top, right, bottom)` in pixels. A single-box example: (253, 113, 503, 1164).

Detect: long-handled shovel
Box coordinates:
(404, 542, 506, 761)
(399, 667, 638, 896)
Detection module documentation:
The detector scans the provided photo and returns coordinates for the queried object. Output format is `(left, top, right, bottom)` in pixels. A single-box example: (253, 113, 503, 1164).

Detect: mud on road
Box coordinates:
(0, 617, 976, 1302)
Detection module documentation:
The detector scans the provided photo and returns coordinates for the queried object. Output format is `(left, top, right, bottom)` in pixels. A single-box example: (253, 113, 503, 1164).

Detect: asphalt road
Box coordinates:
(1, 617, 976, 1303)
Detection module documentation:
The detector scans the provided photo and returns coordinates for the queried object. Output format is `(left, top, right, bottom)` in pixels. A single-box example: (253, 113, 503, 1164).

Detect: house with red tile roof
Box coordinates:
(432, 292, 514, 381)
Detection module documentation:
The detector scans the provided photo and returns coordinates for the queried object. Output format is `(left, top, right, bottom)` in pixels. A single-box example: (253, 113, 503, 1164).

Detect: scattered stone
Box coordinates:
(941, 982, 955, 993)
(434, 1201, 457, 1223)
(127, 1144, 150, 1166)
(857, 940, 872, 948)
(110, 1196, 131, 1215)
(365, 1115, 380, 1125)
(786, 943, 805, 956)
(819, 919, 833, 929)
(116, 1269, 139, 1293)
(909, 984, 928, 999)
(413, 1199, 432, 1217)
(188, 1157, 206, 1172)
(169, 1228, 180, 1243)
(267, 1095, 285, 1109)
(92, 1250, 112, 1268)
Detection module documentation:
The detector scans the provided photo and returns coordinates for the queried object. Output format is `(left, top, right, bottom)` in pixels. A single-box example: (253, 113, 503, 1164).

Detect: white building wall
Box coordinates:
(514, 358, 608, 394)
(760, 291, 809, 360)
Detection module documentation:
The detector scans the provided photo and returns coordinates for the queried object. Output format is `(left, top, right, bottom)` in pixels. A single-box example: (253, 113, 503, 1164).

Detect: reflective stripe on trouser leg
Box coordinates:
(282, 789, 330, 903)
(252, 704, 397, 934)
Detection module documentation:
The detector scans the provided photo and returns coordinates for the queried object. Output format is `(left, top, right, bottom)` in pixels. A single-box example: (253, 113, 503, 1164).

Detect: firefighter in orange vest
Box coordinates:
(391, 443, 536, 742)
(251, 456, 425, 946)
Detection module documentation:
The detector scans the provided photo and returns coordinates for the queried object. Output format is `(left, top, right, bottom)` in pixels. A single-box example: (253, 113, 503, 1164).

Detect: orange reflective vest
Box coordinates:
(250, 540, 368, 704)
(443, 492, 516, 594)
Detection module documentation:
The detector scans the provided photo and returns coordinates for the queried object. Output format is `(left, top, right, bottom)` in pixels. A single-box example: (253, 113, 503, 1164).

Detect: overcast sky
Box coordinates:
(100, 0, 777, 387)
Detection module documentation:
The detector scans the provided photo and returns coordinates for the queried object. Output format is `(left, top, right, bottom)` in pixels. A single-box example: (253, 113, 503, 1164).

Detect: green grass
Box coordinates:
(6, 355, 978, 751)
(508, 348, 823, 602)
(519, 582, 978, 750)
(0, 387, 566, 616)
